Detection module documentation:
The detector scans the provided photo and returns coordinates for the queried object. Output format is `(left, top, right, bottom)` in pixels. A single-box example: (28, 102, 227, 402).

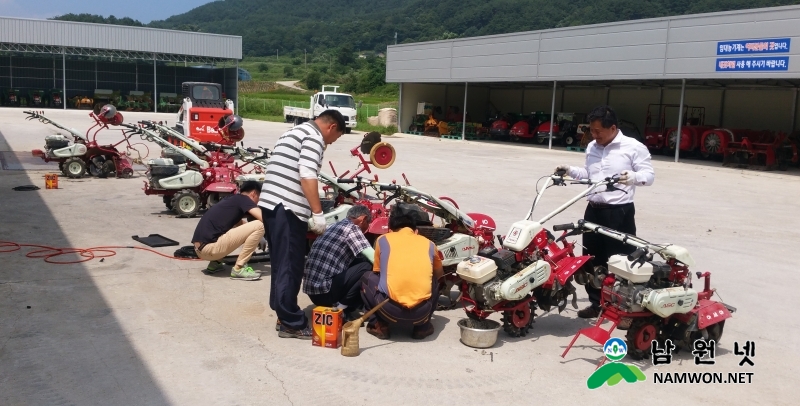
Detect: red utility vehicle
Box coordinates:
(644, 104, 714, 155)
(174, 82, 241, 145)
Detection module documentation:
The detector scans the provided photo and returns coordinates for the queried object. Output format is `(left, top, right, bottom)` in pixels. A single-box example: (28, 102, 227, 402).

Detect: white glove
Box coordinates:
(309, 212, 327, 235)
(258, 237, 268, 252)
(554, 164, 571, 174)
(618, 171, 637, 186)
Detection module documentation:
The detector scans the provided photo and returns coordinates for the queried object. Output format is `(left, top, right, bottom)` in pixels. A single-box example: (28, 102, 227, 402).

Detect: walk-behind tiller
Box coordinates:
(560, 221, 735, 365)
(26, 106, 138, 178)
(131, 121, 251, 217)
(454, 172, 625, 337)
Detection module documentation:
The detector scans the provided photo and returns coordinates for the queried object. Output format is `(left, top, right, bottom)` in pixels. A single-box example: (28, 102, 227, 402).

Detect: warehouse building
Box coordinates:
(0, 17, 241, 112)
(386, 5, 800, 164)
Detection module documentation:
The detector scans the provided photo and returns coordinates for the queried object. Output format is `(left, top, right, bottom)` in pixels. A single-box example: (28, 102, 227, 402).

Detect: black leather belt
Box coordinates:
(588, 201, 633, 209)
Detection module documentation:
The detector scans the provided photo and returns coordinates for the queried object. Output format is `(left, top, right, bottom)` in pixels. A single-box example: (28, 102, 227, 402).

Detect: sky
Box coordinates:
(0, 0, 216, 23)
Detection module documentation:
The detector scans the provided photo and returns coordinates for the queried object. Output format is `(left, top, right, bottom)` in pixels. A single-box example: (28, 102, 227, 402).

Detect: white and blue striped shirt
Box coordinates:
(258, 121, 325, 221)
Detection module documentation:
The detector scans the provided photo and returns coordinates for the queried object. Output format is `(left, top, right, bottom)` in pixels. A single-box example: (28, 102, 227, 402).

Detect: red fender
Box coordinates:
(552, 255, 592, 285)
(694, 299, 733, 330)
(205, 182, 237, 193)
(466, 212, 496, 231)
(368, 216, 389, 235)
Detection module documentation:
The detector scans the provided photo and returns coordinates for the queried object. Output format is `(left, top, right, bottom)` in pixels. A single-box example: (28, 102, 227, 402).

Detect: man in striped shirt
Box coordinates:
(259, 110, 346, 339)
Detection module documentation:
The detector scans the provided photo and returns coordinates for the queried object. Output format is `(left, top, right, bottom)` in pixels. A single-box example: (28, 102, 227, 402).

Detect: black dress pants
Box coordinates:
(583, 202, 637, 309)
(262, 203, 308, 329)
(308, 257, 372, 308)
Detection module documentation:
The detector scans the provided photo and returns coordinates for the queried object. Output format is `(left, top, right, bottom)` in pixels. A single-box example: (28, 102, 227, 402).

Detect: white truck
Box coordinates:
(283, 85, 357, 133)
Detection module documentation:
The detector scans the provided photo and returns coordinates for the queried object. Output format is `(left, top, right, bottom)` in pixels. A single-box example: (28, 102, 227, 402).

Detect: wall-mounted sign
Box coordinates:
(717, 38, 790, 55)
(716, 57, 789, 72)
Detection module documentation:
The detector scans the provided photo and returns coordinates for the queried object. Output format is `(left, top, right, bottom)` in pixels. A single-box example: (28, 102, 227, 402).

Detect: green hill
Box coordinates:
(54, 0, 800, 57)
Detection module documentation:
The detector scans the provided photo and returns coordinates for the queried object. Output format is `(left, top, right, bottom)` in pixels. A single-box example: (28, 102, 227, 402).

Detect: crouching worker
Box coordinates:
(191, 181, 266, 280)
(361, 203, 443, 340)
(303, 205, 374, 318)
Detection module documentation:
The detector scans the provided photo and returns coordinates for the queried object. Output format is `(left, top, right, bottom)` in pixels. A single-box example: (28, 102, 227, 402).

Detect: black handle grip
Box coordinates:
(337, 178, 355, 184)
(627, 247, 647, 262)
(555, 169, 567, 177)
(379, 185, 400, 191)
(246, 147, 262, 153)
(553, 223, 576, 231)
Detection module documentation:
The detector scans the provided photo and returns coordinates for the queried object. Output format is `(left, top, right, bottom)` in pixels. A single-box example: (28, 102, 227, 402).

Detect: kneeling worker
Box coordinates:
(361, 203, 443, 340)
(303, 205, 374, 317)
(191, 181, 266, 280)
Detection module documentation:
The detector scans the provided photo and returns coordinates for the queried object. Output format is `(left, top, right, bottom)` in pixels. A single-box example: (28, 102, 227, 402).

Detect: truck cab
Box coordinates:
(175, 82, 236, 144)
(284, 85, 357, 133)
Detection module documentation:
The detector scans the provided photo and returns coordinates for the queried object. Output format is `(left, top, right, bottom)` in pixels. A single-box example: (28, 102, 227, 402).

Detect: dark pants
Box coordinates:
(360, 271, 436, 327)
(262, 204, 308, 329)
(308, 257, 372, 309)
(583, 202, 637, 309)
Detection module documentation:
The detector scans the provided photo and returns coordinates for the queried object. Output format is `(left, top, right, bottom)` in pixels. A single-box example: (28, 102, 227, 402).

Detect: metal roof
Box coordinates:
(387, 5, 800, 83)
(0, 16, 241, 61)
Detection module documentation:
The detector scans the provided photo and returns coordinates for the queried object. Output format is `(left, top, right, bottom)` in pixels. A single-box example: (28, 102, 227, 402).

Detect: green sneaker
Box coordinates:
(203, 260, 224, 275)
(230, 265, 261, 281)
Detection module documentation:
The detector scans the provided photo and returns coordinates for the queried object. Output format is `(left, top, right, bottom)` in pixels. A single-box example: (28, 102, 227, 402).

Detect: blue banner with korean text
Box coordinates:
(717, 38, 791, 55)
(716, 57, 789, 72)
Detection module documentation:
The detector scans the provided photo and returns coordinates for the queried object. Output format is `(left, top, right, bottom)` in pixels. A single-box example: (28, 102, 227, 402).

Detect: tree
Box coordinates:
(337, 44, 356, 67)
(258, 63, 269, 72)
(292, 58, 302, 66)
(305, 71, 322, 91)
(284, 66, 294, 77)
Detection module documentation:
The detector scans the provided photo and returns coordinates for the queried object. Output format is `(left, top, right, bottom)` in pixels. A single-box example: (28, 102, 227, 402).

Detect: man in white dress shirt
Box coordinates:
(556, 105, 655, 320)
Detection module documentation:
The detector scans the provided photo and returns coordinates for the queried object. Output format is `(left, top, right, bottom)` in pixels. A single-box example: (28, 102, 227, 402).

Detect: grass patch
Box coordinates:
(355, 123, 397, 135)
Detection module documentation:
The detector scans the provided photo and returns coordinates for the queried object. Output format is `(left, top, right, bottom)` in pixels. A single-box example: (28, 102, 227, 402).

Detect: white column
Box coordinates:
(62, 50, 66, 110)
(674, 79, 686, 163)
(398, 83, 403, 133)
(791, 88, 798, 132)
(235, 60, 240, 115)
(461, 82, 468, 141)
(153, 54, 157, 113)
(548, 81, 557, 149)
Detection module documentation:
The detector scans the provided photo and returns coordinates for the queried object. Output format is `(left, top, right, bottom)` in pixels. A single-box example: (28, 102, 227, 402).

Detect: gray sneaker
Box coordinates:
(203, 260, 225, 275)
(278, 325, 313, 339)
(230, 265, 261, 281)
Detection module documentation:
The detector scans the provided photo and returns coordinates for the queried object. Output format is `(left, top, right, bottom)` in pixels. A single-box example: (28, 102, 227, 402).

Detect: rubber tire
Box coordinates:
(121, 168, 134, 178)
(564, 134, 576, 146)
(99, 159, 116, 179)
(345, 128, 352, 134)
(163, 195, 173, 210)
(59, 162, 67, 176)
(171, 190, 201, 218)
(63, 157, 86, 179)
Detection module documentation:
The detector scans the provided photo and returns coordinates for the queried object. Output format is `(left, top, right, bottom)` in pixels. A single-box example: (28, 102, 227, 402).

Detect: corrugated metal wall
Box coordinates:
(0, 17, 241, 60)
(388, 5, 800, 83)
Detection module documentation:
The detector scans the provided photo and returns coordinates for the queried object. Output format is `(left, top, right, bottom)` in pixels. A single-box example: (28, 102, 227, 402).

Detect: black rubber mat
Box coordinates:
(132, 234, 180, 248)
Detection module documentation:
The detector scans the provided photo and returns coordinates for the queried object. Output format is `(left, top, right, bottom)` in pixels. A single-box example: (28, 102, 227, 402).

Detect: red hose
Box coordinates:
(0, 240, 201, 265)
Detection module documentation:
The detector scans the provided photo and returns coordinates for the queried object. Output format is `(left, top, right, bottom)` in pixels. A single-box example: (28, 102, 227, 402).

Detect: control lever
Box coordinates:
(553, 222, 578, 231)
(627, 247, 648, 268)
(555, 228, 583, 243)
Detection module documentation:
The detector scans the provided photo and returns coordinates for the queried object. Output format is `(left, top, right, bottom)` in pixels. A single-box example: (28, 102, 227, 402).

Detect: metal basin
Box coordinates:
(457, 318, 501, 348)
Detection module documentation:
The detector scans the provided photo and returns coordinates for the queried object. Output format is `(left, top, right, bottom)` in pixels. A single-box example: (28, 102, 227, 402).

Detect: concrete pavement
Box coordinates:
(0, 107, 797, 405)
